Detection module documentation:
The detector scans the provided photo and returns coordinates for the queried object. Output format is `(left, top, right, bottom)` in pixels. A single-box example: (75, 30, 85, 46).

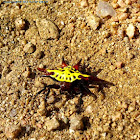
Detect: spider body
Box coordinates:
(36, 58, 102, 109)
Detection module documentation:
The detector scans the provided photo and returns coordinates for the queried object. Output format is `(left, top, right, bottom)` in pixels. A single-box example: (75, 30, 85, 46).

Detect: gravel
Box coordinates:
(45, 117, 60, 131)
(5, 124, 22, 139)
(15, 18, 26, 30)
(96, 0, 116, 18)
(126, 24, 136, 39)
(69, 114, 84, 131)
(36, 19, 60, 40)
(23, 43, 36, 54)
(86, 14, 100, 30)
(0, 0, 139, 139)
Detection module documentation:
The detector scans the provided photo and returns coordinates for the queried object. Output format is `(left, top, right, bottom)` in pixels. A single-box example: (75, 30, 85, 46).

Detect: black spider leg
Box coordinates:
(73, 82, 85, 114)
(76, 92, 84, 114)
(34, 84, 60, 101)
(82, 82, 97, 100)
(34, 85, 47, 100)
(75, 81, 97, 113)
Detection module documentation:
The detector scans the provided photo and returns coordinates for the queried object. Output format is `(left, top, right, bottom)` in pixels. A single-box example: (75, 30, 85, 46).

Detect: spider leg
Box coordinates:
(37, 68, 54, 76)
(44, 84, 60, 100)
(75, 93, 84, 114)
(34, 85, 47, 99)
(34, 84, 60, 101)
(83, 84, 97, 100)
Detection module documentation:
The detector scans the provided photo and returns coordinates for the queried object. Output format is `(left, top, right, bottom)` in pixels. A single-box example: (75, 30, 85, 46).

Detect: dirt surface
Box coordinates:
(0, 0, 140, 140)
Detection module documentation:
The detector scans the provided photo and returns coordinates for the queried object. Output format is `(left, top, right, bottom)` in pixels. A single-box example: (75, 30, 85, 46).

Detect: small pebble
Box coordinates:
(116, 61, 123, 68)
(85, 104, 94, 113)
(5, 124, 22, 139)
(37, 99, 46, 116)
(109, 65, 116, 70)
(22, 70, 31, 78)
(93, 131, 100, 139)
(112, 112, 122, 121)
(69, 114, 84, 131)
(102, 31, 111, 38)
(45, 117, 60, 131)
(20, 120, 27, 126)
(36, 18, 59, 39)
(121, 102, 128, 109)
(23, 43, 36, 53)
(123, 37, 129, 43)
(126, 24, 135, 39)
(55, 100, 65, 108)
(117, 0, 126, 7)
(118, 13, 128, 21)
(117, 125, 124, 131)
(125, 0, 131, 5)
(34, 80, 44, 88)
(80, 0, 88, 7)
(9, 109, 17, 117)
(111, 2, 119, 9)
(127, 53, 134, 60)
(47, 95, 55, 104)
(25, 26, 39, 45)
(137, 117, 140, 123)
(38, 64, 44, 69)
(2, 66, 11, 77)
(86, 14, 100, 30)
(33, 50, 44, 59)
(15, 18, 26, 30)
(96, 0, 116, 18)
(128, 105, 135, 112)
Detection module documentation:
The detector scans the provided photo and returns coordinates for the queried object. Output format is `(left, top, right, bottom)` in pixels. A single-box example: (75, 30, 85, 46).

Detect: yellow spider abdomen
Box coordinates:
(47, 66, 90, 82)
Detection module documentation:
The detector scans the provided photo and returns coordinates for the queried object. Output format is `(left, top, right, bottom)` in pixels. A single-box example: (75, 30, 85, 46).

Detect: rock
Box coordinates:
(86, 14, 100, 30)
(80, 0, 88, 7)
(47, 95, 55, 104)
(37, 99, 46, 116)
(36, 19, 59, 39)
(33, 50, 44, 59)
(22, 70, 31, 78)
(5, 124, 22, 139)
(102, 30, 111, 38)
(45, 117, 60, 131)
(117, 0, 126, 7)
(125, 0, 131, 5)
(2, 65, 11, 77)
(112, 112, 122, 121)
(128, 106, 135, 112)
(96, 0, 116, 18)
(85, 104, 94, 113)
(69, 115, 84, 131)
(34, 80, 44, 88)
(25, 26, 39, 45)
(9, 109, 17, 117)
(118, 13, 128, 21)
(109, 65, 116, 70)
(116, 61, 123, 68)
(117, 28, 125, 38)
(15, 18, 26, 30)
(117, 125, 124, 131)
(23, 43, 36, 53)
(126, 24, 135, 39)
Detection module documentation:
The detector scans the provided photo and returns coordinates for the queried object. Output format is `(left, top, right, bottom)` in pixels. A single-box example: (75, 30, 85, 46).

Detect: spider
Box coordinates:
(35, 58, 104, 111)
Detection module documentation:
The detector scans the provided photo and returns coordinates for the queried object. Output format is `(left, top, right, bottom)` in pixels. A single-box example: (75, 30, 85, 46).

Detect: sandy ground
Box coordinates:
(0, 0, 140, 140)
